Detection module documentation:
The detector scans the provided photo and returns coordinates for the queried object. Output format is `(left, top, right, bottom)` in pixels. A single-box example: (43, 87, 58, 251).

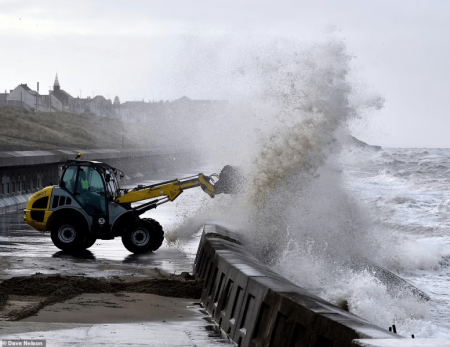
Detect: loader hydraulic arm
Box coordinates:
(115, 173, 216, 205)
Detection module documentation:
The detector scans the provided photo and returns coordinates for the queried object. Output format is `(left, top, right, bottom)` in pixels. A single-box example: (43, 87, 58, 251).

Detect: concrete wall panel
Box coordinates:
(202, 252, 233, 317)
(250, 290, 317, 347)
(3, 152, 25, 166)
(0, 199, 5, 214)
(0, 153, 14, 167)
(11, 194, 28, 209)
(234, 276, 308, 346)
(1, 197, 18, 212)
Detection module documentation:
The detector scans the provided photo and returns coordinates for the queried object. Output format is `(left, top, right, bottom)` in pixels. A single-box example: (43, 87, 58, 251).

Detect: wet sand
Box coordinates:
(23, 293, 201, 324)
(0, 272, 202, 321)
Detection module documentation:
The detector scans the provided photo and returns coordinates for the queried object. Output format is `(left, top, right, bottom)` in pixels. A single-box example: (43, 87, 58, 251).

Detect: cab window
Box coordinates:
(75, 166, 107, 216)
(61, 166, 77, 193)
(105, 170, 117, 199)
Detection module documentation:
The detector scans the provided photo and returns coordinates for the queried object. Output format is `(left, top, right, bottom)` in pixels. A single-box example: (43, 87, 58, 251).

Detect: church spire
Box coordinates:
(53, 74, 60, 91)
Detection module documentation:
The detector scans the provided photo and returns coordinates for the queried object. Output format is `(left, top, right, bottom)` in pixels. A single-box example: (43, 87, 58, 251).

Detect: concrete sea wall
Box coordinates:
(194, 224, 450, 347)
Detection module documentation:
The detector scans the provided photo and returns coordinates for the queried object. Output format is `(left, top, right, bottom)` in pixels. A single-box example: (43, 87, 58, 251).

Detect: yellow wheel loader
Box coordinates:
(23, 153, 240, 253)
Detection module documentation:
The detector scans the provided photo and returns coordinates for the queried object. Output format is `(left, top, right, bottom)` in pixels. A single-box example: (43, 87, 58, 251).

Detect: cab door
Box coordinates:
(74, 166, 109, 236)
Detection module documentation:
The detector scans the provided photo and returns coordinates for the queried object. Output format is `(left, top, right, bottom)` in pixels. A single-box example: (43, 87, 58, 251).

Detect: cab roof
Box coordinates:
(63, 160, 116, 172)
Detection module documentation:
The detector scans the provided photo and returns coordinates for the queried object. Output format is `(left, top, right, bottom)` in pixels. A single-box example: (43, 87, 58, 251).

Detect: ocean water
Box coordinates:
(268, 146, 450, 338)
(343, 146, 450, 337)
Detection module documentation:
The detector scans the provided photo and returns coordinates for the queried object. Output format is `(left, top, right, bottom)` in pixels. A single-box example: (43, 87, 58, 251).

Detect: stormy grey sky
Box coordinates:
(1, 0, 449, 148)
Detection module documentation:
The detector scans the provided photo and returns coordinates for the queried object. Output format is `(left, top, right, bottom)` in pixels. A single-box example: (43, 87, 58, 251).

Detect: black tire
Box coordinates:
(50, 218, 86, 251)
(83, 233, 97, 249)
(143, 218, 164, 251)
(121, 218, 164, 253)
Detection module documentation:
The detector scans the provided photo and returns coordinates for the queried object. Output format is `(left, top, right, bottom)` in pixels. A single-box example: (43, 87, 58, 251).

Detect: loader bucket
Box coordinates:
(214, 165, 244, 194)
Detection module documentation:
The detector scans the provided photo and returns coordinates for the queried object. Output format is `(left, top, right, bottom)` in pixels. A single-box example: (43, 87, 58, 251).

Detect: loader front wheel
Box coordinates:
(83, 233, 97, 249)
(122, 219, 164, 253)
(143, 218, 164, 251)
(51, 218, 86, 251)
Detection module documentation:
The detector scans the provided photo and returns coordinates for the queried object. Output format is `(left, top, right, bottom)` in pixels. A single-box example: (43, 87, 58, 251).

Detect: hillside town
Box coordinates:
(0, 74, 226, 123)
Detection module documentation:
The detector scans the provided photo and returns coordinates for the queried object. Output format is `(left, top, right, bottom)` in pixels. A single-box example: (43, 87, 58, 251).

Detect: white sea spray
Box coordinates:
(162, 34, 450, 337)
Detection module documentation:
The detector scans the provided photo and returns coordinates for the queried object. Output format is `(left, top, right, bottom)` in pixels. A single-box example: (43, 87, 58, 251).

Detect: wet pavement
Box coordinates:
(0, 318, 233, 347)
(0, 211, 197, 279)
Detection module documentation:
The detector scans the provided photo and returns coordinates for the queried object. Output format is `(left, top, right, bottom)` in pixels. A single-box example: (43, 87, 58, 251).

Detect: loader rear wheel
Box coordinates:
(51, 218, 86, 251)
(122, 218, 164, 253)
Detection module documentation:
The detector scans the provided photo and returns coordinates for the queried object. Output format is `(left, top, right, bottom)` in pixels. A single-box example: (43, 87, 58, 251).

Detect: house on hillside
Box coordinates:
(89, 95, 114, 117)
(6, 84, 55, 112)
(2, 76, 122, 117)
(171, 96, 227, 115)
(6, 83, 62, 112)
(48, 93, 62, 112)
(113, 96, 120, 117)
(115, 96, 228, 123)
(48, 75, 116, 117)
(7, 84, 37, 111)
(0, 92, 8, 106)
(50, 74, 75, 113)
(118, 100, 152, 123)
(73, 96, 92, 115)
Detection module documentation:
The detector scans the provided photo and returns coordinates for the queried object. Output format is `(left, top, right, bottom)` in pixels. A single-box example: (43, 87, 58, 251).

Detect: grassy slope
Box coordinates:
(0, 107, 153, 150)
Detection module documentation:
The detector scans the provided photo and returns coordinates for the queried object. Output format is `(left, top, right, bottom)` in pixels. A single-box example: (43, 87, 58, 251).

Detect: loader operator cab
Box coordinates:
(60, 161, 119, 216)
